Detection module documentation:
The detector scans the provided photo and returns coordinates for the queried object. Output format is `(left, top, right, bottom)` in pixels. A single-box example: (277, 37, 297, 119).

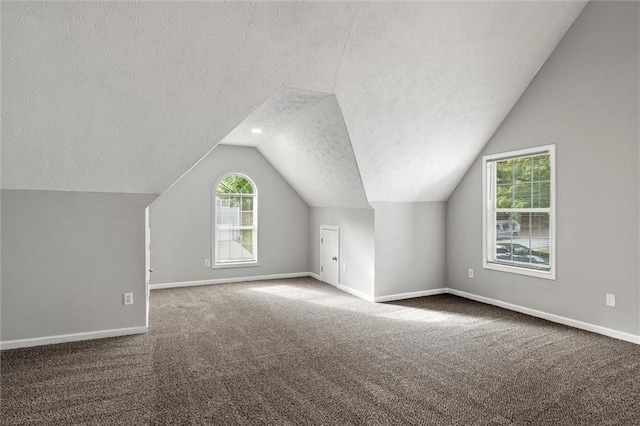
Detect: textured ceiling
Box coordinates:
(1, 2, 359, 194)
(220, 89, 369, 209)
(1, 1, 586, 202)
(334, 1, 587, 201)
(220, 88, 331, 147)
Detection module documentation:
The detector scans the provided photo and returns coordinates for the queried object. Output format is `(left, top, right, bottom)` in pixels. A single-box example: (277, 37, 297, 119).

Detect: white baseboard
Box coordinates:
(334, 283, 374, 302)
(5, 282, 635, 349)
(332, 283, 639, 345)
(306, 273, 374, 302)
(150, 272, 312, 290)
(374, 288, 448, 303)
(0, 326, 148, 351)
(447, 289, 640, 345)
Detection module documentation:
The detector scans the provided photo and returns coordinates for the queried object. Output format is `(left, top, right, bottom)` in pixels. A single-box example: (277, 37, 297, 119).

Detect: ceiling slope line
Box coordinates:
(331, 3, 364, 95)
(2, 2, 589, 199)
(442, 1, 589, 203)
(155, 140, 221, 198)
(331, 96, 373, 209)
(153, 103, 269, 198)
(158, 88, 330, 199)
(254, 93, 370, 209)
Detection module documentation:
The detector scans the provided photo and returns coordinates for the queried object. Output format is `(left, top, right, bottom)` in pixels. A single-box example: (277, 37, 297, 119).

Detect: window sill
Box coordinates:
(212, 262, 260, 270)
(483, 261, 555, 280)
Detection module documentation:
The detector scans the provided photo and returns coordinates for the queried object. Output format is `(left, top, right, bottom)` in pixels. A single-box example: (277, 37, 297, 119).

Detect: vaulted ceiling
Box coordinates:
(1, 1, 586, 203)
(220, 88, 370, 209)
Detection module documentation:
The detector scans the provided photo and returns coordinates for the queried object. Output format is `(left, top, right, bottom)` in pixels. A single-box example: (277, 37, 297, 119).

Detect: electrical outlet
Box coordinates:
(343, 264, 348, 273)
(124, 293, 133, 306)
(468, 269, 474, 278)
(205, 259, 211, 267)
(606, 293, 615, 307)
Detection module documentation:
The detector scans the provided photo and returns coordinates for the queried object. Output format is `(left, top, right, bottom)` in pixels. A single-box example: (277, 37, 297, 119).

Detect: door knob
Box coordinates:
(332, 257, 337, 261)
(149, 269, 154, 273)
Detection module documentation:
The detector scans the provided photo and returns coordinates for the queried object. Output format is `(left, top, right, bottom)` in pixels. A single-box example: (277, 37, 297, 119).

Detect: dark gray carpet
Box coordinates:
(2, 277, 639, 425)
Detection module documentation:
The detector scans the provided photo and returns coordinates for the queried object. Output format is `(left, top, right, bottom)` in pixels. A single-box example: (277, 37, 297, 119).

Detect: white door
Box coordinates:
(320, 226, 339, 286)
(145, 207, 151, 328)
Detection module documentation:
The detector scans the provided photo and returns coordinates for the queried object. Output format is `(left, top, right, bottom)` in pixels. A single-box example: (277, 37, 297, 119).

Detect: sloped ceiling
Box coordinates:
(335, 1, 587, 201)
(1, 1, 586, 203)
(220, 88, 370, 209)
(0, 2, 359, 194)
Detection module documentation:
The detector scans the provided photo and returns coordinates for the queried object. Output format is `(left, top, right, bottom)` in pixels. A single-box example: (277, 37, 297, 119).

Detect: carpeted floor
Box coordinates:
(2, 277, 639, 425)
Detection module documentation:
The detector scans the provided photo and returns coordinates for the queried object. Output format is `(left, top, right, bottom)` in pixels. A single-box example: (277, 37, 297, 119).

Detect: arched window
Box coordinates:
(214, 173, 258, 266)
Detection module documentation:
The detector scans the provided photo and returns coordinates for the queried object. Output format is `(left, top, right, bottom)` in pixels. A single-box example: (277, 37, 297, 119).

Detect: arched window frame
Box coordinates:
(212, 172, 258, 268)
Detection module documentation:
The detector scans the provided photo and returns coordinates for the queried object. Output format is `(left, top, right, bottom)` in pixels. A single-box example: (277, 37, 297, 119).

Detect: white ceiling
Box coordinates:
(1, 1, 586, 203)
(220, 88, 331, 148)
(220, 88, 370, 209)
(335, 1, 586, 201)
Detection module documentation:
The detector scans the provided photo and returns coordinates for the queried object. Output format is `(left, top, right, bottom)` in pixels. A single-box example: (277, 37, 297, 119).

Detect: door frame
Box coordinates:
(145, 207, 151, 329)
(320, 225, 340, 285)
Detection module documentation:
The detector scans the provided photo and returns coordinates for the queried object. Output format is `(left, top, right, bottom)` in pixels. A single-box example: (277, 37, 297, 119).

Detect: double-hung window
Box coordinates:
(483, 145, 555, 279)
(213, 173, 258, 267)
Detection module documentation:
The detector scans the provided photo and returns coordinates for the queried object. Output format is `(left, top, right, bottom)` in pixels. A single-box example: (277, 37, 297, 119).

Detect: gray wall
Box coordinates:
(149, 145, 309, 284)
(309, 207, 375, 297)
(372, 202, 446, 298)
(1, 190, 157, 341)
(447, 1, 640, 335)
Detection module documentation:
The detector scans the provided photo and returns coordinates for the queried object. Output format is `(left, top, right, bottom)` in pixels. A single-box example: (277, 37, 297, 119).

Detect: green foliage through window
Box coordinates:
(496, 154, 550, 209)
(216, 175, 254, 194)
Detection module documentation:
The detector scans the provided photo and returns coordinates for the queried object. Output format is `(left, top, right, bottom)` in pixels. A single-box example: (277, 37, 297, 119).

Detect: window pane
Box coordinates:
(529, 213, 550, 265)
(229, 232, 242, 259)
(513, 157, 530, 182)
(241, 212, 253, 226)
(533, 154, 550, 181)
(217, 175, 254, 194)
(241, 197, 253, 212)
(496, 160, 513, 209)
(532, 181, 550, 208)
(495, 212, 549, 268)
(495, 212, 520, 240)
(218, 228, 230, 242)
(240, 230, 254, 258)
(216, 228, 256, 262)
(217, 197, 240, 226)
(228, 196, 240, 208)
(495, 155, 550, 210)
(513, 181, 531, 208)
(214, 174, 257, 265)
(486, 148, 553, 277)
(496, 160, 513, 185)
(496, 183, 513, 209)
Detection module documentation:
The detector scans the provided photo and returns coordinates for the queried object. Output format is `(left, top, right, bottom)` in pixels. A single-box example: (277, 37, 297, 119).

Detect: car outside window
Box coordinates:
(483, 145, 556, 280)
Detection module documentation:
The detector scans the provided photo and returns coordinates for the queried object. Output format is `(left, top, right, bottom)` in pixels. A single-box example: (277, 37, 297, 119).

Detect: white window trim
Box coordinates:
(212, 172, 259, 269)
(482, 144, 556, 280)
